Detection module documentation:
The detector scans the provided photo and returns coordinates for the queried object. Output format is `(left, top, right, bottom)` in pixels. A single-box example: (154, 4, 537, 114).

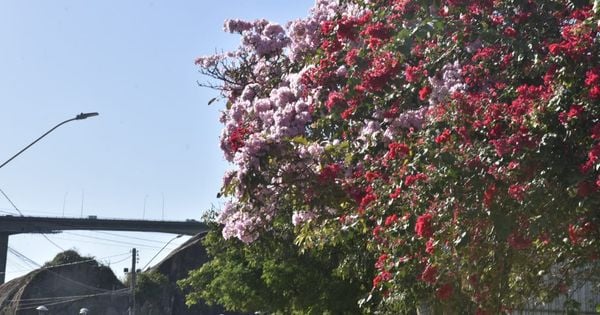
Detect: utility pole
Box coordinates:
(130, 248, 137, 315)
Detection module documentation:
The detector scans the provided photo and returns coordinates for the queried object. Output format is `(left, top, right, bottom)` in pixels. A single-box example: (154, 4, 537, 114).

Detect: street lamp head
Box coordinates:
(75, 112, 99, 120)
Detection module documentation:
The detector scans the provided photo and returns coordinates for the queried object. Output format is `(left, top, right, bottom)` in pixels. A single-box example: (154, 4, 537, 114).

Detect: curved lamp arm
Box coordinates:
(0, 112, 99, 170)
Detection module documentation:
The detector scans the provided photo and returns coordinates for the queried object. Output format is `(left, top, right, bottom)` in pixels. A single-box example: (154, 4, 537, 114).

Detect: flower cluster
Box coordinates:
(198, 0, 600, 313)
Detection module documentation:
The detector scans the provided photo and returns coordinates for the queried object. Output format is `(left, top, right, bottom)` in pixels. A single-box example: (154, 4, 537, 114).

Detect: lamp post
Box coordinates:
(35, 305, 48, 315)
(0, 112, 99, 170)
(80, 307, 89, 314)
(0, 112, 98, 285)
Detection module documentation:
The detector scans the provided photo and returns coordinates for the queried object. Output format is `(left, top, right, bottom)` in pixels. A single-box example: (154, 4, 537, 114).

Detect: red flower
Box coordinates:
(585, 68, 600, 86)
(436, 283, 453, 300)
(375, 253, 388, 269)
(345, 48, 359, 65)
(507, 232, 531, 250)
(590, 123, 600, 140)
(566, 104, 584, 119)
(336, 17, 359, 40)
(503, 27, 517, 37)
(415, 213, 433, 238)
(508, 184, 526, 201)
(420, 264, 437, 283)
(388, 142, 410, 159)
(228, 126, 249, 152)
(419, 85, 432, 101)
(372, 225, 382, 237)
(363, 52, 400, 91)
(435, 129, 452, 144)
(405, 173, 427, 186)
(320, 21, 334, 35)
(325, 91, 347, 112)
(372, 270, 391, 287)
(490, 14, 504, 25)
(425, 238, 435, 254)
(389, 187, 402, 199)
(365, 171, 381, 182)
(577, 180, 597, 197)
(319, 163, 341, 182)
(363, 22, 392, 40)
(359, 190, 377, 212)
(589, 86, 600, 99)
(548, 43, 563, 55)
(483, 184, 497, 208)
(567, 223, 595, 245)
(404, 65, 421, 83)
(385, 214, 398, 226)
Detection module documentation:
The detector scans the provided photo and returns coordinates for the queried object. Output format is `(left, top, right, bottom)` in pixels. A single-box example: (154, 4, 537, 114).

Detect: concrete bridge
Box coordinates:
(0, 215, 208, 283)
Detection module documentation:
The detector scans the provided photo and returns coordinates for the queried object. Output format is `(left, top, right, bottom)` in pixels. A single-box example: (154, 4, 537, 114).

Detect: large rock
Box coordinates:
(144, 233, 243, 315)
(0, 254, 128, 315)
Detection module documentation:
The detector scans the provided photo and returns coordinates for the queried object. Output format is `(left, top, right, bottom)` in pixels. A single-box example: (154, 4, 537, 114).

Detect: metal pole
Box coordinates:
(131, 248, 137, 315)
(0, 233, 8, 284)
(0, 112, 98, 170)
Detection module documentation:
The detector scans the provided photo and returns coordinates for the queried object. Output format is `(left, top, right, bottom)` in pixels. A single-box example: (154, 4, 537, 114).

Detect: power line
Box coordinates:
(0, 188, 24, 216)
(93, 230, 187, 246)
(107, 255, 132, 265)
(11, 288, 129, 303)
(49, 235, 175, 250)
(63, 231, 180, 250)
(15, 289, 129, 310)
(41, 234, 65, 251)
(2, 251, 130, 275)
(7, 246, 111, 293)
(0, 187, 65, 252)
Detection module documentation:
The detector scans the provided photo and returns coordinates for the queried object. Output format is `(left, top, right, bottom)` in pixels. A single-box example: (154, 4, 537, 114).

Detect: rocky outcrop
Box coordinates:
(0, 258, 128, 315)
(143, 233, 243, 315)
(0, 236, 243, 315)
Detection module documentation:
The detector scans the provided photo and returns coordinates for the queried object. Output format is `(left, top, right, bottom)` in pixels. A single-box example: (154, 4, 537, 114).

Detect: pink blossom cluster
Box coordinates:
(218, 202, 262, 243)
(292, 211, 316, 226)
(428, 61, 466, 106)
(287, 0, 340, 61)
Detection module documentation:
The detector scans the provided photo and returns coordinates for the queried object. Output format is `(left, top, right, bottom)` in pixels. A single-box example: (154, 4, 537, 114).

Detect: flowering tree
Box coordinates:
(193, 0, 600, 313)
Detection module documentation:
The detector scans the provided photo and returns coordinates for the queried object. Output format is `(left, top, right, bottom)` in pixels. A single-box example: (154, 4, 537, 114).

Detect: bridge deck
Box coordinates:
(0, 215, 208, 235)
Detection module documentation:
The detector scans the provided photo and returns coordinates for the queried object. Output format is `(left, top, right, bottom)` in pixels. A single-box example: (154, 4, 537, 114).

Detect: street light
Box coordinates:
(0, 112, 99, 170)
(36, 305, 49, 315)
(80, 307, 89, 314)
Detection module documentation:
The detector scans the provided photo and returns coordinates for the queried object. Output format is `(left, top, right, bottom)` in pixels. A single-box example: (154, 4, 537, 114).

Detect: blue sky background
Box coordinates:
(0, 0, 313, 282)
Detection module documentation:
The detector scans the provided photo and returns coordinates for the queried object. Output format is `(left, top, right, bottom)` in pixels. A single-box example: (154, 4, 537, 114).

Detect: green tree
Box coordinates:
(179, 211, 374, 314)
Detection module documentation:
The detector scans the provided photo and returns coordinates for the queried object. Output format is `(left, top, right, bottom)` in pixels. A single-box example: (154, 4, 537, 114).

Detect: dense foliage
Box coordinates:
(43, 250, 98, 268)
(135, 272, 173, 312)
(180, 211, 373, 314)
(192, 0, 600, 313)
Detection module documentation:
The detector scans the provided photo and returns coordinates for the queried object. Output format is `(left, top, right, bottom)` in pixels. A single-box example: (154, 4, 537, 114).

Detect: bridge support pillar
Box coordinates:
(0, 233, 7, 284)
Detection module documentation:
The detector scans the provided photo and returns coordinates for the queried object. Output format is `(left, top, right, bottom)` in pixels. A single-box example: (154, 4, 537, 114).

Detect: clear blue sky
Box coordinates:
(0, 0, 313, 282)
